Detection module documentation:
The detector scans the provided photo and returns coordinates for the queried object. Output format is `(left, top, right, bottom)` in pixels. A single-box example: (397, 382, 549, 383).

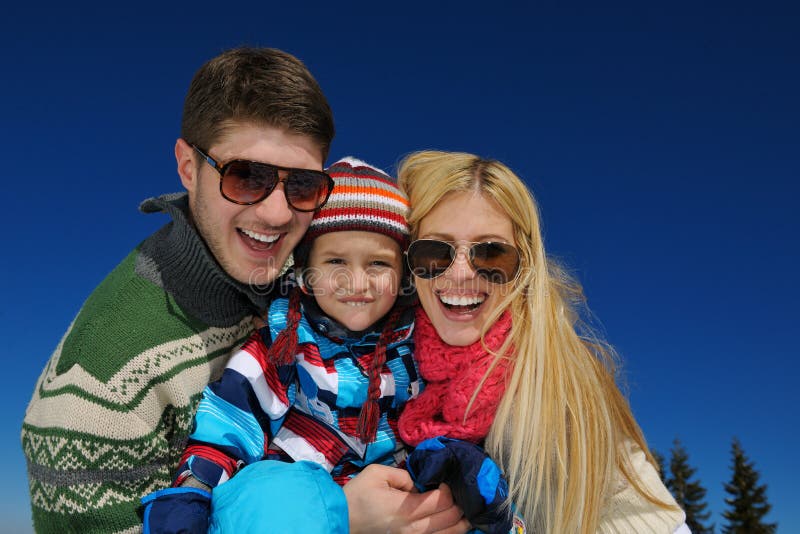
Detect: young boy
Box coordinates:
(142, 157, 422, 531)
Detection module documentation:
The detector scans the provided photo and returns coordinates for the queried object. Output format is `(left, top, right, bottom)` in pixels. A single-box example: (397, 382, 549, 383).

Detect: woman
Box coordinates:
(397, 150, 687, 533)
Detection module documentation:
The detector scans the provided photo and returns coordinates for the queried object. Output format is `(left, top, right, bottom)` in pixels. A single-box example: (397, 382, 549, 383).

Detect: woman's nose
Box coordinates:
(446, 247, 476, 281)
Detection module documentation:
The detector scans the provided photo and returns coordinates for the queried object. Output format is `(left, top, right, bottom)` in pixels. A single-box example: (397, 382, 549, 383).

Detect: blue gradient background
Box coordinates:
(2, 2, 797, 532)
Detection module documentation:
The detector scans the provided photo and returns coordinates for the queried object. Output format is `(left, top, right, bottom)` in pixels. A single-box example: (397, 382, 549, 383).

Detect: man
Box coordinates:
(22, 47, 466, 533)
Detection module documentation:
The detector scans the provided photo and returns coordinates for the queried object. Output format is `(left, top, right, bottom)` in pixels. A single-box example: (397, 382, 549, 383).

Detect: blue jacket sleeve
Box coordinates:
(407, 436, 513, 534)
(209, 460, 349, 533)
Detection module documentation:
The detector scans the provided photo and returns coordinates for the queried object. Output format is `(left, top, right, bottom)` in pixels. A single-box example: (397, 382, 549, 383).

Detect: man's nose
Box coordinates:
(253, 182, 293, 227)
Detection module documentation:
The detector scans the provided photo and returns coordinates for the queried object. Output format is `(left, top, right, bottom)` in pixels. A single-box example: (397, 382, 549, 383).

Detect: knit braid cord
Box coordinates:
(268, 288, 303, 366)
(357, 306, 404, 442)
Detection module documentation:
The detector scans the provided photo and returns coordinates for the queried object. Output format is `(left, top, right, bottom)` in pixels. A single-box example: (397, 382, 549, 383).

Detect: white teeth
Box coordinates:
(345, 302, 367, 307)
(241, 229, 279, 243)
(438, 294, 485, 306)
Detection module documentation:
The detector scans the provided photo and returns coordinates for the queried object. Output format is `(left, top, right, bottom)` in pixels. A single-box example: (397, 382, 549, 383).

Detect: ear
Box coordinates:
(175, 138, 198, 193)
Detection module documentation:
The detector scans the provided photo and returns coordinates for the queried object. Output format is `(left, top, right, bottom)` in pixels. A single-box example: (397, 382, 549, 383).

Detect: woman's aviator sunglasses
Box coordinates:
(192, 145, 335, 212)
(406, 239, 521, 284)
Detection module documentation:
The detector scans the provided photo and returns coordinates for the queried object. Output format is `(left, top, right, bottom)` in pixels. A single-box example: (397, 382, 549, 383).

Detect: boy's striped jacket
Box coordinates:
(175, 297, 422, 491)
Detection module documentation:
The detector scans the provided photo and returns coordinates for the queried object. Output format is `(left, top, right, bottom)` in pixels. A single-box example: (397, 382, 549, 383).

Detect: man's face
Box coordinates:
(177, 122, 323, 286)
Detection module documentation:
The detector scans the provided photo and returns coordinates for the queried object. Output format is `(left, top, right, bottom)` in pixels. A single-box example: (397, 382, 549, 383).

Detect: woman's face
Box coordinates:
(414, 190, 516, 346)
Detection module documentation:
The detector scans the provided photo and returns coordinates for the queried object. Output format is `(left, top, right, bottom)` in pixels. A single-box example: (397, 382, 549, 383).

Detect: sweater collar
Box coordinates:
(137, 192, 280, 327)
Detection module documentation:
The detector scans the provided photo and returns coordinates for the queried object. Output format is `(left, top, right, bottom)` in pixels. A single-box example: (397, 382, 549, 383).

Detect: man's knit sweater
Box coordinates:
(21, 193, 283, 533)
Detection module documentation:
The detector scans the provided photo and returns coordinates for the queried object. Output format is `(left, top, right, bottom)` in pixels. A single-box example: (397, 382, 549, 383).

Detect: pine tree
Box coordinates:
(722, 438, 777, 534)
(666, 438, 714, 534)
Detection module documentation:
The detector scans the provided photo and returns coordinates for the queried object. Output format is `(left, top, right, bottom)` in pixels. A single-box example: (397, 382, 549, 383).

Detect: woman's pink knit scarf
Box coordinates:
(398, 307, 513, 446)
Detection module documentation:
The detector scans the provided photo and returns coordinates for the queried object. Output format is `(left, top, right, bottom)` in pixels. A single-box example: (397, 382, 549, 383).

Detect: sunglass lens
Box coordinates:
(221, 161, 278, 203)
(286, 171, 331, 211)
(471, 242, 520, 283)
(408, 240, 455, 279)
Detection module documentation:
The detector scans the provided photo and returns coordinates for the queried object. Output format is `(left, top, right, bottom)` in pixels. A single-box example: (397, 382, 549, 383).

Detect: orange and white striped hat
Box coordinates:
(302, 156, 410, 249)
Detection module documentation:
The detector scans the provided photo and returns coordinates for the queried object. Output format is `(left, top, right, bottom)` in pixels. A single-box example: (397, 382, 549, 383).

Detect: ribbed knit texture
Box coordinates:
(301, 157, 410, 249)
(598, 440, 686, 533)
(138, 193, 276, 325)
(21, 193, 276, 533)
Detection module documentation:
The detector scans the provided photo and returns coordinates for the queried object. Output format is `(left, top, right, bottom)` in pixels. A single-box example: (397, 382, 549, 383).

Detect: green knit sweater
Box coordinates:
(21, 193, 281, 533)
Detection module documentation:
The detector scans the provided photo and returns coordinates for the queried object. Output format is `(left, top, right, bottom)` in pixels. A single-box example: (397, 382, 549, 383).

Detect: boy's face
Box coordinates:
(306, 231, 403, 332)
(177, 122, 322, 286)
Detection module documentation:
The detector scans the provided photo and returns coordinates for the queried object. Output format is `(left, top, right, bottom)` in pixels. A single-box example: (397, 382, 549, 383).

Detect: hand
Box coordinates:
(344, 464, 470, 534)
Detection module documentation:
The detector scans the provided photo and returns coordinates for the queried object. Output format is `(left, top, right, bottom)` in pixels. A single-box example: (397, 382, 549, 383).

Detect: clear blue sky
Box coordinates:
(2, 2, 797, 532)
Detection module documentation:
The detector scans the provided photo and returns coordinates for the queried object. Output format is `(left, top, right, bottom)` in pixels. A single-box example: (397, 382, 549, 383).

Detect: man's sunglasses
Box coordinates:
(192, 145, 334, 212)
(406, 239, 521, 284)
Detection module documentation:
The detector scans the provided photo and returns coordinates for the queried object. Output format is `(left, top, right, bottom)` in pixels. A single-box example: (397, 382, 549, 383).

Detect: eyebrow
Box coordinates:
(314, 245, 400, 259)
(420, 232, 512, 243)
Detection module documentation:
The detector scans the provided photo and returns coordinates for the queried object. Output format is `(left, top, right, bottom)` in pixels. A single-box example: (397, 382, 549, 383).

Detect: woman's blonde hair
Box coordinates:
(398, 150, 672, 533)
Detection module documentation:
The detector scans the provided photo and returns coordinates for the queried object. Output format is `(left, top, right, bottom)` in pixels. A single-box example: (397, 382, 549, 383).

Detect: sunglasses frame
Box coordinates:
(192, 144, 334, 212)
(405, 239, 521, 284)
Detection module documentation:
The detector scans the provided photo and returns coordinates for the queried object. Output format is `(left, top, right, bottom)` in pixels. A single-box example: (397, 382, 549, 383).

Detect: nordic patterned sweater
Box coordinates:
(175, 297, 422, 493)
(21, 193, 283, 534)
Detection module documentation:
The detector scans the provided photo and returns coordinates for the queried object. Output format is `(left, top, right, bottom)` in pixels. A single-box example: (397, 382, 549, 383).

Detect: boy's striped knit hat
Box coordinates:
(302, 156, 410, 249)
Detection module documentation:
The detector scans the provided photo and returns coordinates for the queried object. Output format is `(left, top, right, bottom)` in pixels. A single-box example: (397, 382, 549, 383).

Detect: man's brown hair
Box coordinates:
(181, 47, 334, 161)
